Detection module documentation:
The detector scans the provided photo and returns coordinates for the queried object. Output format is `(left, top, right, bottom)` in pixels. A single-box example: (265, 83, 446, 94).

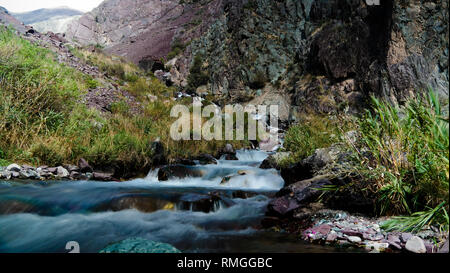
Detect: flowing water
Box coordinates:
(0, 150, 347, 253)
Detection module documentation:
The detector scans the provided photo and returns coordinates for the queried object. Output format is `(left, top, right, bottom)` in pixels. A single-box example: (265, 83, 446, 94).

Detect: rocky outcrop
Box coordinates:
(65, 0, 448, 115)
(65, 0, 226, 65)
(170, 0, 448, 117)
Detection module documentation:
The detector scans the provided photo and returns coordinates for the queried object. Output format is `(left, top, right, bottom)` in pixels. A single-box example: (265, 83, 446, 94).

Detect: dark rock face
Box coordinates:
(267, 176, 332, 217)
(65, 0, 448, 111)
(280, 161, 314, 186)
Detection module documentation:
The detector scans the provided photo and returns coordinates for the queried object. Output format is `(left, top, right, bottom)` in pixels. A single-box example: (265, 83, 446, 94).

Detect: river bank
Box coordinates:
(1, 149, 447, 253)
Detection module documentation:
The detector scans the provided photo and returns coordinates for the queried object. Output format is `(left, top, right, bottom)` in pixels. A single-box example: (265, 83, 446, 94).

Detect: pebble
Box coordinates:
(347, 236, 362, 243)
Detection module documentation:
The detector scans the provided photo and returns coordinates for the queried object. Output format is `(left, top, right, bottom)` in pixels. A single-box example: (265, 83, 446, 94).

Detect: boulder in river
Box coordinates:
(92, 172, 114, 181)
(100, 237, 181, 253)
(195, 154, 218, 165)
(177, 193, 227, 213)
(158, 165, 205, 181)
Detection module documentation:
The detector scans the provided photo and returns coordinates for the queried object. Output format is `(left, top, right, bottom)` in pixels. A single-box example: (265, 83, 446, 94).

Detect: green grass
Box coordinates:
(0, 28, 249, 174)
(282, 115, 344, 165)
(349, 90, 449, 230)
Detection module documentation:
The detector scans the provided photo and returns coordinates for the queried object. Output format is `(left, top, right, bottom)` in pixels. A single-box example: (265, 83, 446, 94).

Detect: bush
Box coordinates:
(283, 115, 343, 163)
(348, 90, 449, 229)
(186, 55, 210, 93)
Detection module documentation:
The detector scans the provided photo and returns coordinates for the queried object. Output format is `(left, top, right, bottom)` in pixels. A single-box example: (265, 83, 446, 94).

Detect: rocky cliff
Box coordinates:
(66, 0, 449, 121)
(175, 0, 448, 120)
(65, 0, 225, 64)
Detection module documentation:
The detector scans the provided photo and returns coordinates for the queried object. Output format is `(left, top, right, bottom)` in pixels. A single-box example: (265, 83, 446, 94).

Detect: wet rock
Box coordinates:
(267, 196, 302, 217)
(223, 143, 235, 154)
(95, 196, 173, 213)
(259, 152, 291, 170)
(177, 193, 224, 213)
(92, 172, 114, 181)
(78, 158, 93, 173)
(268, 175, 333, 217)
(195, 154, 217, 165)
(279, 161, 314, 186)
(6, 164, 21, 172)
(151, 140, 167, 166)
(100, 237, 181, 253)
(405, 236, 427, 253)
(158, 165, 204, 181)
(174, 158, 196, 166)
(224, 153, 238, 160)
(0, 200, 37, 214)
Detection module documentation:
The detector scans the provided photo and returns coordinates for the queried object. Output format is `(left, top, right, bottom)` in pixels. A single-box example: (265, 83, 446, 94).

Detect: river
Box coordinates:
(0, 150, 349, 253)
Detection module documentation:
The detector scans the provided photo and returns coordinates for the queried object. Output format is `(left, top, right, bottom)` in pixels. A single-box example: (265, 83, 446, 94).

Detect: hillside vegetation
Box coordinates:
(0, 28, 249, 174)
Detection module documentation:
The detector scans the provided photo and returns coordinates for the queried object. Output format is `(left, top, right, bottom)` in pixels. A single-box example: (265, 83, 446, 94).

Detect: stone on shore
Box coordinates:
(405, 236, 427, 253)
(56, 166, 70, 178)
(6, 164, 21, 172)
(78, 158, 93, 173)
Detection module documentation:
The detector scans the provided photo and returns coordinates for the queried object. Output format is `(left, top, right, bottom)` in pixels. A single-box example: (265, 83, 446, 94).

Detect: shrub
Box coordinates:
(186, 55, 210, 93)
(348, 90, 449, 230)
(283, 115, 343, 163)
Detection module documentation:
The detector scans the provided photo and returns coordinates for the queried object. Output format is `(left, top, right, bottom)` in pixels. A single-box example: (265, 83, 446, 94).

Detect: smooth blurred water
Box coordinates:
(0, 150, 344, 253)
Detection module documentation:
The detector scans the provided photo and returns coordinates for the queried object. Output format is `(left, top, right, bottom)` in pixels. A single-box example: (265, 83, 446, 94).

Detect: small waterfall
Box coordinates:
(235, 150, 269, 162)
(145, 168, 159, 182)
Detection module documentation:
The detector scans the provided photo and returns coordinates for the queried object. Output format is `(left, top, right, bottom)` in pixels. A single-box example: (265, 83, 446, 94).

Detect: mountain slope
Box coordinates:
(65, 0, 226, 63)
(13, 7, 83, 33)
(0, 6, 27, 33)
(65, 0, 448, 119)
